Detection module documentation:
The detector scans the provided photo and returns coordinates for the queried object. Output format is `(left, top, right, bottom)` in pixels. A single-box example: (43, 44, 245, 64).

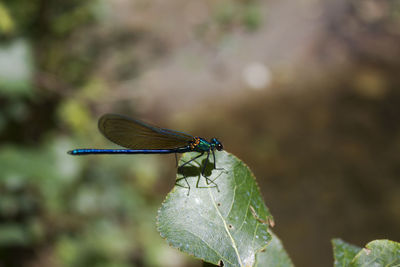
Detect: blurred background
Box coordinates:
(0, 0, 400, 266)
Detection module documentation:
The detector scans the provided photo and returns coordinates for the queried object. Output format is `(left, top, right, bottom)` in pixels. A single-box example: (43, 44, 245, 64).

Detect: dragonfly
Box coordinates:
(68, 114, 224, 191)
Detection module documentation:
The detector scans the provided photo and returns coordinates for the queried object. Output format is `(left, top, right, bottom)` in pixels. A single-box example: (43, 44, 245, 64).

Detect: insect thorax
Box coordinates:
(190, 137, 211, 152)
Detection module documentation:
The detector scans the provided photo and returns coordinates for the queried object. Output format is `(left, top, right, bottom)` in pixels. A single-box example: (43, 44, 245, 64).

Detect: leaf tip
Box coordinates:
(363, 248, 372, 255)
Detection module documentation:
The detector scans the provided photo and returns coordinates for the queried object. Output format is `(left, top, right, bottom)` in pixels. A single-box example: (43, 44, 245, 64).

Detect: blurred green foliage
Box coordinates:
(0, 1, 187, 266)
(0, 3, 15, 34)
(0, 39, 33, 96)
(214, 1, 262, 31)
(0, 133, 177, 266)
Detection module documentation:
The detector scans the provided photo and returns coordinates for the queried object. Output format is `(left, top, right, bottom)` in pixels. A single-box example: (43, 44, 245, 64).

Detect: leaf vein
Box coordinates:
(182, 228, 234, 265)
(208, 188, 243, 266)
(226, 185, 237, 218)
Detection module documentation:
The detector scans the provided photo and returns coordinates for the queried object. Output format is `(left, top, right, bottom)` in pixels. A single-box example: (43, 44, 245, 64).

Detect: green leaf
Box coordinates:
(332, 239, 362, 267)
(349, 239, 400, 267)
(157, 151, 273, 267)
(256, 231, 294, 267)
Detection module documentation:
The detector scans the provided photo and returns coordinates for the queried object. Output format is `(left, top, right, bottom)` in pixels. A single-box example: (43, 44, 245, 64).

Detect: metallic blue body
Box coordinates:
(68, 147, 191, 155)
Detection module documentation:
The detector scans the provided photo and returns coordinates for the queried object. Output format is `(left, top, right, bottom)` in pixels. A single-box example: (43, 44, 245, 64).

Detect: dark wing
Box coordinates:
(98, 114, 193, 149)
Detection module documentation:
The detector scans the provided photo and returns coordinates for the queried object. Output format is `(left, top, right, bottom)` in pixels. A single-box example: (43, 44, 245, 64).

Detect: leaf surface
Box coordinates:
(332, 239, 362, 267)
(349, 239, 400, 267)
(255, 231, 294, 267)
(157, 151, 273, 267)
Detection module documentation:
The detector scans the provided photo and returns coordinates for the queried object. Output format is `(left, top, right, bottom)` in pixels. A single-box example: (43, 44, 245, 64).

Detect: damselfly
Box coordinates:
(68, 114, 224, 191)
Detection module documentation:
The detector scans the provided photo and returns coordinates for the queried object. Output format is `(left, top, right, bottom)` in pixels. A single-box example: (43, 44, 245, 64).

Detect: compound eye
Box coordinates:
(217, 143, 223, 151)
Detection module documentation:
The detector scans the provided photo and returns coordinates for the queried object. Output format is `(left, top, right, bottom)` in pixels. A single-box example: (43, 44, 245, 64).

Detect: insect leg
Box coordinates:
(212, 149, 217, 169)
(201, 151, 210, 176)
(201, 151, 220, 191)
(175, 176, 191, 196)
(178, 152, 204, 169)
